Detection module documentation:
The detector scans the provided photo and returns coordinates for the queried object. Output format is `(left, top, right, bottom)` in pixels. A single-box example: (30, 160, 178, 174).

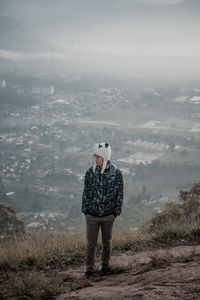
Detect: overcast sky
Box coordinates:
(0, 0, 200, 80)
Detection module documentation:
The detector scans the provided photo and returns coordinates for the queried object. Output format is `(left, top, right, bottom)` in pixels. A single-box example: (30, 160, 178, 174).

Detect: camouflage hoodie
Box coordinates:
(81, 164, 123, 217)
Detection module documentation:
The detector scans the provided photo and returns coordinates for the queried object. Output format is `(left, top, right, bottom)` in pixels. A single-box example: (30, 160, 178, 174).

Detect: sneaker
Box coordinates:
(101, 265, 112, 275)
(85, 270, 94, 278)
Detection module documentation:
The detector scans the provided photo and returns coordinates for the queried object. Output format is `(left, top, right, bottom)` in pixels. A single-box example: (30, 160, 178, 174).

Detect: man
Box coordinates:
(82, 142, 123, 278)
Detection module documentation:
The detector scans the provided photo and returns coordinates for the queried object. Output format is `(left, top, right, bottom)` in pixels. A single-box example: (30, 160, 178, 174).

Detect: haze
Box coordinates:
(0, 0, 200, 80)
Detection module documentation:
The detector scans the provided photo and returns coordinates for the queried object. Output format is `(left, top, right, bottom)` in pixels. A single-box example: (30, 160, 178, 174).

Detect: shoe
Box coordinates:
(101, 265, 112, 275)
(85, 270, 94, 278)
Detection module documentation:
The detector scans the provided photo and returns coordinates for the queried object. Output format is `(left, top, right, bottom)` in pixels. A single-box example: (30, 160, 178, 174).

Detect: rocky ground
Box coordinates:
(57, 244, 200, 300)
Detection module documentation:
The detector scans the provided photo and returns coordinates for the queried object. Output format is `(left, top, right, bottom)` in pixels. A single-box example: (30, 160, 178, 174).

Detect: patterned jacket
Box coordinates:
(82, 164, 123, 217)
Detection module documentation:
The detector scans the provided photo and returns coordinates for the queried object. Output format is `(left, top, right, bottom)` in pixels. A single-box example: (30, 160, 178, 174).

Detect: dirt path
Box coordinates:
(57, 245, 200, 300)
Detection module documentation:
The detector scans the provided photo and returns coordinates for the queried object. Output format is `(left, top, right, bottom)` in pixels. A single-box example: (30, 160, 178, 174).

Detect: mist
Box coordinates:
(1, 0, 200, 80)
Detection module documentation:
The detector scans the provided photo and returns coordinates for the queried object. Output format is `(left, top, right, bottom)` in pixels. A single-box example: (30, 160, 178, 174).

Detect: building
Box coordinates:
(31, 85, 55, 96)
(0, 80, 6, 88)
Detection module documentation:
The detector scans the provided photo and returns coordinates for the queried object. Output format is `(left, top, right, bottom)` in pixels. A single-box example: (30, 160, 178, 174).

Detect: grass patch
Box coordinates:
(0, 231, 86, 271)
(148, 250, 173, 268)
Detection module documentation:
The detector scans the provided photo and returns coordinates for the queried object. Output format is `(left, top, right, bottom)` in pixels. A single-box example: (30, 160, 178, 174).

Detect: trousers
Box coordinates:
(85, 214, 115, 271)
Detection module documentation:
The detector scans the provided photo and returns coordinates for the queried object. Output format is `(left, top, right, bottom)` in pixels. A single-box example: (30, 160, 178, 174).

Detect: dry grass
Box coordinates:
(0, 269, 92, 299)
(0, 231, 88, 299)
(0, 230, 86, 271)
(148, 249, 173, 268)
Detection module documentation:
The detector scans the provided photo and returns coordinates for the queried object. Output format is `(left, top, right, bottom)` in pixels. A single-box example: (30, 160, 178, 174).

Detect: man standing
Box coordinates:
(82, 142, 123, 278)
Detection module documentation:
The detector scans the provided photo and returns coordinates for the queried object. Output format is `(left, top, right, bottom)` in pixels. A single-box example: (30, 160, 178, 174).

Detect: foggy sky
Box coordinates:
(0, 0, 200, 80)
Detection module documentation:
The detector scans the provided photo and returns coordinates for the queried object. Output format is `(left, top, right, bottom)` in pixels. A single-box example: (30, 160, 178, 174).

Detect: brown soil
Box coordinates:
(57, 245, 200, 300)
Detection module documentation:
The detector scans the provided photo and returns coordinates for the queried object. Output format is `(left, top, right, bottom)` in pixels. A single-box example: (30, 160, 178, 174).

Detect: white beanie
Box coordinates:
(93, 142, 111, 174)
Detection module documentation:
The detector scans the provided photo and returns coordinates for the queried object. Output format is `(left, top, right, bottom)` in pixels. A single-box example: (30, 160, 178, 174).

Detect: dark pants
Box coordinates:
(85, 214, 115, 271)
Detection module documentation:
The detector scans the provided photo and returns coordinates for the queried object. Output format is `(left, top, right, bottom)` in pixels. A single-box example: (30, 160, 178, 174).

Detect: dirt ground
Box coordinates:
(57, 245, 200, 300)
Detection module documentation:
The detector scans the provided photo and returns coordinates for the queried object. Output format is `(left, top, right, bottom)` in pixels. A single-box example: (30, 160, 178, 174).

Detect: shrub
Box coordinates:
(142, 183, 200, 245)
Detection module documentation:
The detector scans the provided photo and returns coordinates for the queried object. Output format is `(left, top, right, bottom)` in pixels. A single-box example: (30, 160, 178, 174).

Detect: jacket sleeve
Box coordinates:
(81, 170, 92, 214)
(115, 170, 123, 216)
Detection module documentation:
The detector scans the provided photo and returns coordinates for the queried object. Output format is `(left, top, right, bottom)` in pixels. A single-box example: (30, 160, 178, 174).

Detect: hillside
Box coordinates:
(0, 183, 200, 299)
(58, 182, 200, 299)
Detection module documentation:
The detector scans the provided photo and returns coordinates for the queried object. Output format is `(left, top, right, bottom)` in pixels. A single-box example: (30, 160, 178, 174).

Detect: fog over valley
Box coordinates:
(1, 0, 200, 79)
